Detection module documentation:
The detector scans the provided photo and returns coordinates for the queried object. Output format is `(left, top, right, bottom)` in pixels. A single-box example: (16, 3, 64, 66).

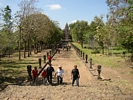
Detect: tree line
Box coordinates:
(0, 0, 63, 60)
(69, 0, 133, 55)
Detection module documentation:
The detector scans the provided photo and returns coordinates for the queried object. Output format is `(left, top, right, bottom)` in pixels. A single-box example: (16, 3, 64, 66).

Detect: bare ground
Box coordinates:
(0, 47, 133, 100)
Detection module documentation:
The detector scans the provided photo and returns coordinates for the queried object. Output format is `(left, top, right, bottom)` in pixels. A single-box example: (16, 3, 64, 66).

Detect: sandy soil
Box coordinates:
(0, 47, 133, 100)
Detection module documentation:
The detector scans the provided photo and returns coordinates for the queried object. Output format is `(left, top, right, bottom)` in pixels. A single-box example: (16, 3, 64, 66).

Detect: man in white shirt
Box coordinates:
(55, 66, 64, 85)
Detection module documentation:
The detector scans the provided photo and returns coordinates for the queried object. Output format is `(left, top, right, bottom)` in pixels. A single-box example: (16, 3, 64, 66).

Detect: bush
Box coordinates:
(91, 49, 100, 54)
(84, 46, 87, 48)
(113, 47, 123, 50)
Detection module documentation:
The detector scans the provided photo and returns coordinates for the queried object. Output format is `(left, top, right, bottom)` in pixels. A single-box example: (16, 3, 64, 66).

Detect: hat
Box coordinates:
(59, 66, 62, 68)
(44, 68, 47, 71)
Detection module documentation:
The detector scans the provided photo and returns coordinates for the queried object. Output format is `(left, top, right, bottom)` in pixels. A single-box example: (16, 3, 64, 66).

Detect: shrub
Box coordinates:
(91, 49, 100, 54)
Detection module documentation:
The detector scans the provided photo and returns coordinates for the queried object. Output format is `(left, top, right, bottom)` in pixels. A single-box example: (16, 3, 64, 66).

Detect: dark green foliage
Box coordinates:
(69, 20, 89, 48)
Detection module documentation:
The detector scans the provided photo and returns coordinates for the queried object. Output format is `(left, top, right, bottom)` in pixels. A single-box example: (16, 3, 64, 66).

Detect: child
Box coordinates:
(32, 67, 38, 84)
(48, 55, 52, 63)
(41, 68, 47, 85)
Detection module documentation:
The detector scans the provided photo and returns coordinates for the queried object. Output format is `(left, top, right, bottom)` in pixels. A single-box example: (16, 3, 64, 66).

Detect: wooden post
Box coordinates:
(43, 55, 46, 63)
(38, 58, 42, 68)
(83, 53, 84, 60)
(27, 65, 32, 81)
(90, 58, 92, 69)
(85, 54, 88, 63)
(97, 65, 102, 79)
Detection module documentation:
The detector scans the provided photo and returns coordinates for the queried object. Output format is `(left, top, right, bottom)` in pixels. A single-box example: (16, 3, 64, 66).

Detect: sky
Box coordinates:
(0, 0, 109, 29)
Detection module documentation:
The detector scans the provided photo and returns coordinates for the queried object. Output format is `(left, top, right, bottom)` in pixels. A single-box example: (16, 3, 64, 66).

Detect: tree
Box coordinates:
(69, 20, 88, 48)
(106, 0, 133, 52)
(15, 0, 41, 60)
(1, 5, 13, 57)
(21, 13, 53, 54)
(87, 21, 99, 49)
(93, 15, 105, 54)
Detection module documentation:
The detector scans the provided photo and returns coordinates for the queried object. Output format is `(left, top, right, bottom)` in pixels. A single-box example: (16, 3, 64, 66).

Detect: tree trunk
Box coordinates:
(27, 33, 30, 57)
(24, 41, 26, 58)
(37, 43, 39, 53)
(0, 50, 2, 61)
(29, 39, 31, 55)
(40, 43, 42, 52)
(102, 46, 104, 54)
(28, 39, 30, 57)
(81, 40, 83, 48)
(18, 26, 21, 60)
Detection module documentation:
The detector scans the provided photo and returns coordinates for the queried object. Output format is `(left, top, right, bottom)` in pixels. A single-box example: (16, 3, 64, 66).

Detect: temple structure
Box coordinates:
(61, 23, 72, 44)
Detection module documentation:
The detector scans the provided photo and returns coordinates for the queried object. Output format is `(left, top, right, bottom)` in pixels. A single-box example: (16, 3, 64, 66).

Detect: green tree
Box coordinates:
(69, 20, 88, 48)
(92, 16, 105, 54)
(106, 0, 133, 52)
(87, 21, 99, 49)
(1, 5, 13, 57)
(15, 0, 41, 59)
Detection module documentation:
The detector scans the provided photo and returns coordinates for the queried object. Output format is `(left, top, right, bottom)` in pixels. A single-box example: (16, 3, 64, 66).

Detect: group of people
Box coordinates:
(30, 64, 80, 86)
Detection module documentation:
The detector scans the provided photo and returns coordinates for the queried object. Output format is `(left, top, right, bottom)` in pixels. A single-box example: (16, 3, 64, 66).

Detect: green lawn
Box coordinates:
(72, 42, 130, 68)
(0, 53, 43, 84)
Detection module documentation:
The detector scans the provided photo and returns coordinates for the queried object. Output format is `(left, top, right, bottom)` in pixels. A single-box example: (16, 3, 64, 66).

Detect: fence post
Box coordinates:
(90, 58, 92, 69)
(38, 58, 42, 68)
(43, 55, 46, 63)
(83, 53, 84, 60)
(47, 52, 49, 58)
(85, 54, 88, 63)
(97, 65, 102, 79)
(49, 51, 51, 56)
(27, 65, 32, 81)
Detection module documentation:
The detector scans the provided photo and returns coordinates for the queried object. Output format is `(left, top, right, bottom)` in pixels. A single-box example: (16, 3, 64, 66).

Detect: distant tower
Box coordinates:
(62, 23, 72, 44)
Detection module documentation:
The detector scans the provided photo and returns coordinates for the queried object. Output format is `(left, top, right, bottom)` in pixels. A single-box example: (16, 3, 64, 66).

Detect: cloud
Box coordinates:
(45, 4, 62, 10)
(71, 20, 77, 23)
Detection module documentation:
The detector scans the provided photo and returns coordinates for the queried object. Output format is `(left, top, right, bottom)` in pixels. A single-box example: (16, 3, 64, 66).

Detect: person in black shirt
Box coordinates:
(71, 65, 80, 86)
(47, 63, 54, 84)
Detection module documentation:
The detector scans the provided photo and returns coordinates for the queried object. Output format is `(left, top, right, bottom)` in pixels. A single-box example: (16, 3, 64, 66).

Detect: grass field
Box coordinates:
(0, 51, 47, 84)
(72, 42, 132, 68)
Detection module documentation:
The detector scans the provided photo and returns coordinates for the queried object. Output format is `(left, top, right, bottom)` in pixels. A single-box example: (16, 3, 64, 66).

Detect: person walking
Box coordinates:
(48, 55, 52, 64)
(55, 66, 64, 85)
(41, 68, 47, 85)
(47, 63, 54, 84)
(71, 65, 80, 86)
(32, 66, 38, 84)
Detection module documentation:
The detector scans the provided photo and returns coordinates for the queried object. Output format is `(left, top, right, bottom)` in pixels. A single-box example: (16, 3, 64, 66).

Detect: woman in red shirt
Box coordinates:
(48, 55, 52, 63)
(41, 68, 47, 85)
(32, 67, 38, 84)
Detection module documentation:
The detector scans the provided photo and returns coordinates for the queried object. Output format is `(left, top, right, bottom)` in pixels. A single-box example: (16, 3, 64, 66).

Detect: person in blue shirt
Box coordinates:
(47, 63, 54, 84)
(71, 65, 80, 86)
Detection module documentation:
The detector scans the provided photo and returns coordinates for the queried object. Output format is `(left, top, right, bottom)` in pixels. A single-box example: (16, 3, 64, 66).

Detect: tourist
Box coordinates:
(71, 65, 80, 86)
(32, 66, 38, 84)
(48, 55, 52, 63)
(55, 66, 64, 85)
(41, 68, 47, 85)
(47, 63, 55, 84)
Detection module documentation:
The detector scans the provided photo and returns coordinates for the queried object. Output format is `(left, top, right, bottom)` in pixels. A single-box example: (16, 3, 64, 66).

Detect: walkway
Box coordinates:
(0, 47, 133, 100)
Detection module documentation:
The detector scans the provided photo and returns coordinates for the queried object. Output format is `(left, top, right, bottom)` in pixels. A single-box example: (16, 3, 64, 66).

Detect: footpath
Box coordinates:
(0, 47, 133, 100)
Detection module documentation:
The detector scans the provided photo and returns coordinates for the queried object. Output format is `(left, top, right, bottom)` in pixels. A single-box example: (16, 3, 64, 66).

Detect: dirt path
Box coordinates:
(51, 47, 95, 86)
(0, 47, 133, 100)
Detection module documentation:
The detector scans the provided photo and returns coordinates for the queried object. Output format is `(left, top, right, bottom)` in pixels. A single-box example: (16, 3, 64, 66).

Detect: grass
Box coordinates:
(130, 71, 133, 75)
(72, 42, 130, 68)
(0, 52, 45, 84)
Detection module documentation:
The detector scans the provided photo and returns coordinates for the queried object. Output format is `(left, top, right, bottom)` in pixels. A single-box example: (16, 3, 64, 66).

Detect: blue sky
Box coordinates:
(0, 0, 109, 29)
